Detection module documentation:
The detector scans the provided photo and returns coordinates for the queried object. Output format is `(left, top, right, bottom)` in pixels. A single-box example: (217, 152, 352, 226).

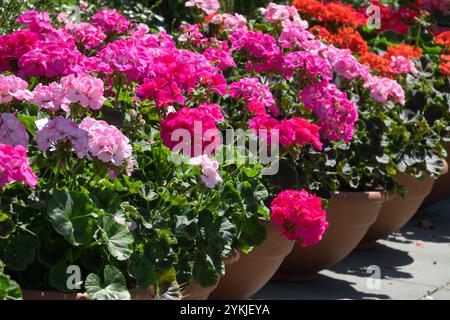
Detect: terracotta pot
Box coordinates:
(181, 249, 240, 300)
(22, 287, 154, 300)
(274, 192, 388, 281)
(209, 223, 295, 300)
(22, 252, 240, 301)
(361, 170, 440, 246)
(421, 155, 450, 208)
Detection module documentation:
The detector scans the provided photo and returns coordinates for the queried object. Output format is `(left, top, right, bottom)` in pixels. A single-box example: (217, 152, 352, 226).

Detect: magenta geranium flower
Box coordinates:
(271, 189, 328, 246)
(0, 143, 37, 189)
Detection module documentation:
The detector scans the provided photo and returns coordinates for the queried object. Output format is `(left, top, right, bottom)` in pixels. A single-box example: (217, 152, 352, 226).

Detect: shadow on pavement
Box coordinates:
(254, 274, 391, 300)
(331, 243, 414, 280)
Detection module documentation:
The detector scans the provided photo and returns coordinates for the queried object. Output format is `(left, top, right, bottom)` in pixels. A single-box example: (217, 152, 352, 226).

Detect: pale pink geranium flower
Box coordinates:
(185, 0, 220, 15)
(189, 154, 223, 188)
(390, 56, 419, 75)
(79, 117, 132, 167)
(0, 113, 29, 148)
(61, 73, 106, 110)
(35, 116, 89, 158)
(364, 76, 406, 105)
(211, 14, 248, 33)
(0, 75, 32, 104)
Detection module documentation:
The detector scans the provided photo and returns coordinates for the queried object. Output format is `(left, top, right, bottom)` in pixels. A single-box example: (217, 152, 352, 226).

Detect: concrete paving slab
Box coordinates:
(430, 289, 450, 300)
(252, 196, 450, 300)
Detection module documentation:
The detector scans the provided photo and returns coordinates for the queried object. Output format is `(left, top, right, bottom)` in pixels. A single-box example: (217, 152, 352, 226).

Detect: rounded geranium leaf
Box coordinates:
(97, 214, 134, 261)
(85, 265, 130, 300)
(47, 191, 96, 246)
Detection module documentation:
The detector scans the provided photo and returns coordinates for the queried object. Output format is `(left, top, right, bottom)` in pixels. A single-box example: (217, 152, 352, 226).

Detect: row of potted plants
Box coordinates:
(0, 0, 448, 300)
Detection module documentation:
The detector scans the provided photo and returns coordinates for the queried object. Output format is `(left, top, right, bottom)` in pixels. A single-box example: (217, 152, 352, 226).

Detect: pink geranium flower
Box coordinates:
(185, 0, 220, 15)
(271, 189, 328, 246)
(0, 143, 37, 189)
(189, 154, 223, 188)
(160, 107, 221, 157)
(0, 113, 29, 148)
(92, 9, 131, 34)
(79, 117, 133, 167)
(35, 116, 89, 158)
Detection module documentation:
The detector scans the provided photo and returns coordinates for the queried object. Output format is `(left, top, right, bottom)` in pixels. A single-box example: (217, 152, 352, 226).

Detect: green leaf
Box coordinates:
(425, 154, 445, 176)
(17, 114, 37, 136)
(174, 215, 199, 240)
(192, 254, 219, 288)
(128, 254, 157, 290)
(0, 234, 37, 271)
(0, 211, 15, 239)
(97, 215, 134, 261)
(47, 191, 96, 246)
(85, 265, 130, 300)
(49, 261, 76, 293)
(253, 183, 269, 201)
(0, 272, 22, 300)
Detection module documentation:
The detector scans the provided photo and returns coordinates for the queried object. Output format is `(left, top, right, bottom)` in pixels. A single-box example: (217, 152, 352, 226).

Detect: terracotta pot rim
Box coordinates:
(223, 249, 240, 265)
(333, 191, 392, 202)
(441, 160, 449, 175)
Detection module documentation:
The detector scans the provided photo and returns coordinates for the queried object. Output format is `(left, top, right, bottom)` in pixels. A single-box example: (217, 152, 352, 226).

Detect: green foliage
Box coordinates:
(0, 260, 22, 300)
(85, 265, 131, 300)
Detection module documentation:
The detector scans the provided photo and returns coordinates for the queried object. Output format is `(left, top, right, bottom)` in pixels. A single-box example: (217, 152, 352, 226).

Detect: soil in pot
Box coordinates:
(360, 171, 440, 247)
(274, 192, 388, 281)
(208, 223, 294, 300)
(421, 155, 450, 209)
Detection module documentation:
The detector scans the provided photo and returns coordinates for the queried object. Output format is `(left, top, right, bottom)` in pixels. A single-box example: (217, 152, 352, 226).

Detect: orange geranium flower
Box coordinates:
(332, 27, 369, 54)
(309, 25, 332, 42)
(434, 31, 450, 48)
(359, 52, 392, 76)
(440, 54, 450, 76)
(386, 44, 422, 59)
(293, 0, 366, 27)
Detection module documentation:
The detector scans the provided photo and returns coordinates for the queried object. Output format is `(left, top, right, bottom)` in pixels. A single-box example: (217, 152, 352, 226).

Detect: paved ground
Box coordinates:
(253, 197, 450, 300)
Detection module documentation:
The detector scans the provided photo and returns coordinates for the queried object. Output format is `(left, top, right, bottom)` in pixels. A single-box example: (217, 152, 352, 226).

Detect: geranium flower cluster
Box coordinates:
(292, 0, 366, 27)
(434, 31, 450, 76)
(301, 82, 358, 143)
(0, 143, 37, 189)
(321, 46, 370, 81)
(30, 73, 106, 112)
(160, 107, 221, 157)
(185, 0, 220, 15)
(248, 114, 323, 150)
(363, 76, 406, 105)
(362, 0, 417, 35)
(0, 75, 32, 103)
(189, 154, 223, 188)
(0, 113, 29, 148)
(229, 78, 278, 115)
(310, 26, 368, 55)
(209, 14, 248, 33)
(360, 44, 421, 78)
(79, 117, 133, 168)
(271, 189, 329, 246)
(91, 9, 131, 34)
(35, 117, 89, 158)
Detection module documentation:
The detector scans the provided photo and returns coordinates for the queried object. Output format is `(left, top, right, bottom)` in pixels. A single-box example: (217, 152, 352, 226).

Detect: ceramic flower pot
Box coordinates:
(274, 192, 388, 281)
(421, 155, 450, 208)
(181, 249, 240, 300)
(360, 169, 444, 246)
(208, 223, 295, 300)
